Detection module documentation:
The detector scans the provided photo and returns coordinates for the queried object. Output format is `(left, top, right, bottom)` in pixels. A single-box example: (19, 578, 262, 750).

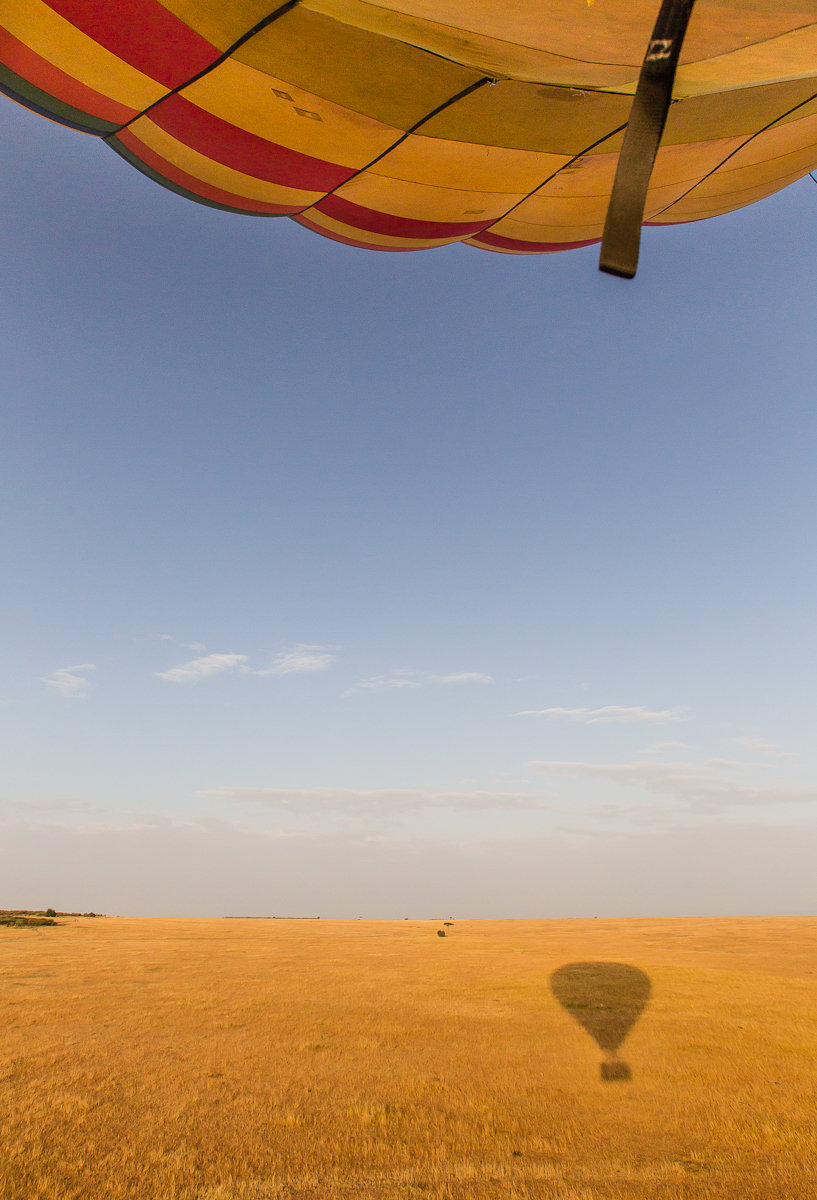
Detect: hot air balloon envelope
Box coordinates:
(3, 1, 817, 257)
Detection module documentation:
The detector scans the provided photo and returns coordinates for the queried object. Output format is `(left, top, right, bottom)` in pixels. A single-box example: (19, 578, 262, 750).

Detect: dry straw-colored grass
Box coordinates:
(2, 915, 817, 1199)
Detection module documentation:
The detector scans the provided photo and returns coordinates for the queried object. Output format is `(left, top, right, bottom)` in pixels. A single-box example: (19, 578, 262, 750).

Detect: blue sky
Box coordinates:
(2, 97, 816, 917)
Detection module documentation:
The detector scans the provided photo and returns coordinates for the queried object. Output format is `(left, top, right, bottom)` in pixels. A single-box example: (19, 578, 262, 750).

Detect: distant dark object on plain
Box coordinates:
(437, 930, 446, 938)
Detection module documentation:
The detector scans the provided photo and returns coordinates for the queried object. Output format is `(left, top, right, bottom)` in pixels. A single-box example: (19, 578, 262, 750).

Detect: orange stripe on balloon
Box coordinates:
(115, 127, 306, 213)
(43, 0, 218, 89)
(148, 93, 354, 192)
(0, 23, 137, 124)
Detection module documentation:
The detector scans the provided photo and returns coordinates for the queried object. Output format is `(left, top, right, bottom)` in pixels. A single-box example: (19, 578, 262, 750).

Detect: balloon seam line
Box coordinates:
(646, 86, 817, 221)
(684, 19, 817, 70)
(293, 76, 494, 218)
(298, 111, 629, 242)
(469, 122, 630, 245)
(103, 1, 303, 136)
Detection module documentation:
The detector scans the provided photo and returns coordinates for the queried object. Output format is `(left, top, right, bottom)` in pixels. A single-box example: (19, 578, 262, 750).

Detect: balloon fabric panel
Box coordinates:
(2, 0, 817, 256)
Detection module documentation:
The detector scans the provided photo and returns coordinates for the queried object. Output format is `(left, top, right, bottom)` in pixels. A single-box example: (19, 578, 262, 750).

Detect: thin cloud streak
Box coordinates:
(158, 645, 336, 683)
(433, 672, 494, 685)
(157, 653, 247, 684)
(531, 758, 816, 813)
(638, 741, 690, 755)
(345, 668, 492, 695)
(1, 796, 99, 814)
(202, 786, 548, 814)
(515, 705, 688, 724)
(729, 735, 778, 752)
(42, 664, 95, 699)
(729, 735, 793, 759)
(347, 676, 422, 694)
(251, 644, 337, 676)
(705, 757, 773, 770)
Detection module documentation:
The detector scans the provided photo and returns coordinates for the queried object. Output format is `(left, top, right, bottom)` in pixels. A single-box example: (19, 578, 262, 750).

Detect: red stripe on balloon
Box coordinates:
(469, 230, 601, 252)
(315, 193, 490, 239)
(0, 24, 138, 123)
(293, 213, 440, 251)
(115, 126, 303, 213)
(43, 0, 218, 88)
(147, 93, 354, 192)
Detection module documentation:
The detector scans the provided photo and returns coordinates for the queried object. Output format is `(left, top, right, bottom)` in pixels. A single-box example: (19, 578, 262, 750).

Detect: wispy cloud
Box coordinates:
(348, 674, 422, 694)
(345, 668, 492, 696)
(531, 758, 814, 813)
(515, 705, 688, 724)
(158, 644, 337, 684)
(202, 786, 547, 814)
(42, 664, 95, 699)
(1, 795, 100, 815)
(728, 734, 792, 759)
(705, 757, 772, 771)
(432, 672, 494, 686)
(250, 644, 336, 676)
(729, 735, 776, 752)
(158, 635, 207, 651)
(638, 741, 690, 755)
(157, 653, 247, 684)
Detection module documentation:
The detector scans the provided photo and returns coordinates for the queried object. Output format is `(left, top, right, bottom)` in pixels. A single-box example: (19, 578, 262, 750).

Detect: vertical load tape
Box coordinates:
(599, 0, 696, 278)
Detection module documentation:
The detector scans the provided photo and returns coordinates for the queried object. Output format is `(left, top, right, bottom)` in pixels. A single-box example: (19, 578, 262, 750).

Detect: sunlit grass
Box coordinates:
(2, 916, 816, 1198)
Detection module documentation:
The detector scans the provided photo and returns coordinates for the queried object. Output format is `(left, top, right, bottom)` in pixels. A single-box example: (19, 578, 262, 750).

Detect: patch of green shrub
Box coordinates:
(0, 915, 57, 928)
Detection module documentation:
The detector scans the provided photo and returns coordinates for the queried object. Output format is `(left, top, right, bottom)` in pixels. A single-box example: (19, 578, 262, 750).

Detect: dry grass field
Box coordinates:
(2, 915, 816, 1200)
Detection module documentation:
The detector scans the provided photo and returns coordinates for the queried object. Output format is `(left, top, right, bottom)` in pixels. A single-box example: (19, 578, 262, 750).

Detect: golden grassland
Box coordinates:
(2, 915, 817, 1199)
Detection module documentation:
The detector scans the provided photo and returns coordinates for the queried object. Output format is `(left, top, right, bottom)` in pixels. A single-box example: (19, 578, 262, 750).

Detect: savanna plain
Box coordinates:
(2, 914, 816, 1200)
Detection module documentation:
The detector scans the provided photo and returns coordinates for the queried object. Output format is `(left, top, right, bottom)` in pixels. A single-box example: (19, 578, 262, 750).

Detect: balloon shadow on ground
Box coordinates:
(550, 962, 651, 1082)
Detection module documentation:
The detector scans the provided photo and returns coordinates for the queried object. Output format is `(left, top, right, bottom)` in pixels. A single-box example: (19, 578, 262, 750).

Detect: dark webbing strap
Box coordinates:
(599, 0, 696, 278)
